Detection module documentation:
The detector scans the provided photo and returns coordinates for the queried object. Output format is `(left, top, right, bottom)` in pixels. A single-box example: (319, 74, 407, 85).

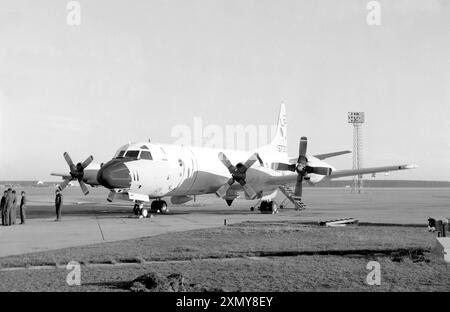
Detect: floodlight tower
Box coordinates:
(347, 112, 365, 193)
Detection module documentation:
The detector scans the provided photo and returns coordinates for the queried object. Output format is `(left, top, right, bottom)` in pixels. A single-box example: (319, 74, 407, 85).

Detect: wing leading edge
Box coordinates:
(328, 164, 418, 179)
(267, 164, 418, 185)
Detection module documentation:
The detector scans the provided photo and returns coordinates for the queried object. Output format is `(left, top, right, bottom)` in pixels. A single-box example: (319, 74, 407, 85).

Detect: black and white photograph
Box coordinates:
(0, 0, 449, 300)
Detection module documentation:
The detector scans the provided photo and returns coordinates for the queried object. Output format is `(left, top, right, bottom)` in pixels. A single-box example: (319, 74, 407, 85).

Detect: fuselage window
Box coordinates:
(125, 150, 140, 159)
(140, 151, 153, 160)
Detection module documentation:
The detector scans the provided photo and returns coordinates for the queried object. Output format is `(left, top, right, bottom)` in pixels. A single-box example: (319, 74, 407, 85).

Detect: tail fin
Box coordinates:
(270, 103, 287, 153)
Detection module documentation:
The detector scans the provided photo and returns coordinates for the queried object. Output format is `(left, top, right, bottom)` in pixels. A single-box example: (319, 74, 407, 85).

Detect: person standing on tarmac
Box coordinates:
(10, 190, 17, 225)
(5, 188, 13, 226)
(20, 191, 27, 224)
(55, 190, 63, 221)
(1, 190, 7, 226)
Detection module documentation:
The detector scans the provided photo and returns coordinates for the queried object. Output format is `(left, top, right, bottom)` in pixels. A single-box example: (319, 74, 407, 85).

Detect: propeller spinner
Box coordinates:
(272, 137, 332, 197)
(215, 152, 259, 200)
(57, 152, 93, 195)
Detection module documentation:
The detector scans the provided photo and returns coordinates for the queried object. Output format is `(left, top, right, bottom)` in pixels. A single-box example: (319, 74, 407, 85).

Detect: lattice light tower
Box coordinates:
(348, 112, 365, 193)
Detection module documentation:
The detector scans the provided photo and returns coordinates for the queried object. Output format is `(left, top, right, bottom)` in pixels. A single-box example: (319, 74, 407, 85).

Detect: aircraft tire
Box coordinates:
(160, 201, 169, 214)
(260, 201, 269, 213)
(141, 208, 149, 218)
(150, 200, 159, 213)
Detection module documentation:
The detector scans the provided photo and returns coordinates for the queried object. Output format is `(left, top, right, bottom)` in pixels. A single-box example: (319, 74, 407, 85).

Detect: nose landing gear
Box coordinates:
(133, 202, 149, 218)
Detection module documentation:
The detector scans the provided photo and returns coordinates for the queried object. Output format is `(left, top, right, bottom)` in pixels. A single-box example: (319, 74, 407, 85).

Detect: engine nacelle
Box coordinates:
(171, 195, 193, 205)
(306, 173, 326, 184)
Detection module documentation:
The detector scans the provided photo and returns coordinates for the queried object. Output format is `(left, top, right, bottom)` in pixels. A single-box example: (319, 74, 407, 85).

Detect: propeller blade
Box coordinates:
(272, 162, 296, 171)
(63, 152, 76, 172)
(58, 179, 72, 192)
(243, 153, 259, 169)
(218, 152, 235, 173)
(215, 183, 231, 198)
(81, 155, 94, 169)
(79, 180, 89, 195)
(242, 183, 257, 200)
(307, 166, 332, 176)
(294, 175, 303, 197)
(217, 152, 260, 201)
(299, 137, 307, 157)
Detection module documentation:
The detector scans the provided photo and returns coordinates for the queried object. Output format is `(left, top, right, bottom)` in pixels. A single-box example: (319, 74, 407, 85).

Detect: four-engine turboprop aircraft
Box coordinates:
(51, 104, 417, 216)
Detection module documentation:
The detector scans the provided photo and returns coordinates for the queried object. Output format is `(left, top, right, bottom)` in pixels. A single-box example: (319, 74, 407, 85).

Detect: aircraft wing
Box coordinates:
(328, 164, 418, 179)
(266, 164, 417, 185)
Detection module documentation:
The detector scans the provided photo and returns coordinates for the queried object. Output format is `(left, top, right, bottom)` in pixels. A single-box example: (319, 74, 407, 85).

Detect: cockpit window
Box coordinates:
(125, 150, 140, 159)
(140, 151, 153, 160)
(116, 150, 126, 158)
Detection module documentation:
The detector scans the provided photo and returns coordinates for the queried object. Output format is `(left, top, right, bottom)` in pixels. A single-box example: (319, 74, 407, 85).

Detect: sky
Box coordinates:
(0, 0, 449, 181)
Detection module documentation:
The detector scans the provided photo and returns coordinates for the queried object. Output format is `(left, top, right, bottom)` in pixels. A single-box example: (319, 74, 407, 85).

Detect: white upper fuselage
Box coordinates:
(55, 103, 415, 202)
(112, 141, 334, 199)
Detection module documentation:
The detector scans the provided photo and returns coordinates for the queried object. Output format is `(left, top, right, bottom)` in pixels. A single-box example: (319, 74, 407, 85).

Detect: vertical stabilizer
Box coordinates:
(270, 103, 287, 154)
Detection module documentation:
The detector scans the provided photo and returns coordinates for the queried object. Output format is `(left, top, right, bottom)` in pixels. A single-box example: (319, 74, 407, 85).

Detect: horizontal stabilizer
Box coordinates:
(288, 150, 351, 163)
(313, 150, 351, 160)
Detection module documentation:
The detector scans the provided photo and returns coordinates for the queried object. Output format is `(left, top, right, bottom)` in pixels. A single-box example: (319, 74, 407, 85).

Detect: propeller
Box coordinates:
(57, 152, 93, 195)
(216, 152, 259, 200)
(272, 137, 332, 197)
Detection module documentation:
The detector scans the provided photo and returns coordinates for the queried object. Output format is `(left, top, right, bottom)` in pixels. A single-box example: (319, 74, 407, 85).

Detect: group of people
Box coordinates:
(1, 188, 26, 226)
(1, 188, 64, 226)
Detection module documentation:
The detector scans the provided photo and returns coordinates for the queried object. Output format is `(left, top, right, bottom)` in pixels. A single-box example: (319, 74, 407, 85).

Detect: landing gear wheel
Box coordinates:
(250, 207, 254, 211)
(259, 201, 269, 213)
(259, 201, 278, 214)
(150, 200, 169, 214)
(150, 200, 159, 213)
(159, 201, 169, 214)
(140, 208, 149, 218)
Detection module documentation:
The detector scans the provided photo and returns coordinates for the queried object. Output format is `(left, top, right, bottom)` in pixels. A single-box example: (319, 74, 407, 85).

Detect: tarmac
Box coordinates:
(0, 207, 304, 258)
(0, 187, 448, 258)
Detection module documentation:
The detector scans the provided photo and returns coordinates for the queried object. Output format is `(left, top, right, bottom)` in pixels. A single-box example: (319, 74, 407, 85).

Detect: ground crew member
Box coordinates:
(5, 188, 13, 226)
(1, 190, 6, 226)
(55, 190, 63, 221)
(20, 191, 26, 224)
(10, 190, 17, 225)
(428, 217, 436, 232)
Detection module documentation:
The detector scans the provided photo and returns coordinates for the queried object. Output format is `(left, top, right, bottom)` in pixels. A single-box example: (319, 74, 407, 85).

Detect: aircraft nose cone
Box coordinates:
(97, 161, 131, 189)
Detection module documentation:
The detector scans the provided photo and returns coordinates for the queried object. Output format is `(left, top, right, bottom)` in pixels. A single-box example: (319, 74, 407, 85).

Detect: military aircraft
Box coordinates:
(51, 104, 417, 216)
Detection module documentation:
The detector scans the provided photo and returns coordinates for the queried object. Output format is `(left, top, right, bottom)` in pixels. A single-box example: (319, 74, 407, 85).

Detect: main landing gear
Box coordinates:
(133, 200, 169, 218)
(250, 200, 278, 214)
(150, 200, 169, 214)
